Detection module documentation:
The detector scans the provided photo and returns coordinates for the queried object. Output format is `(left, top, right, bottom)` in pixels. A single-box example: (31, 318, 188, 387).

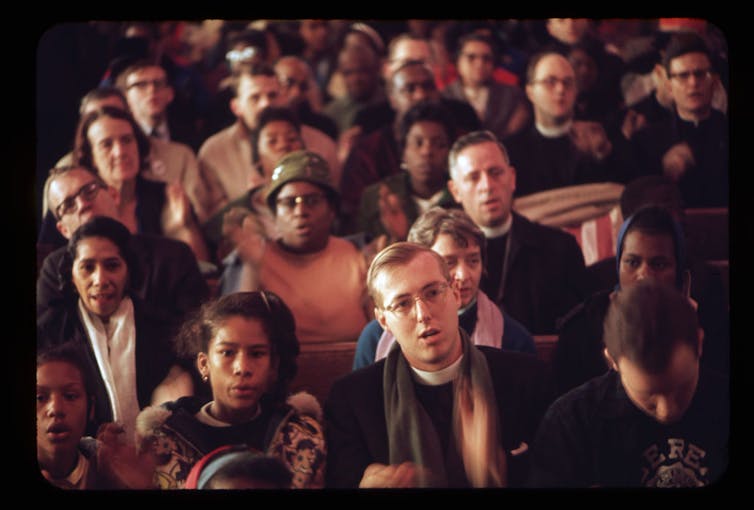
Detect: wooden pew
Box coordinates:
(290, 341, 357, 406)
(533, 335, 558, 367)
(291, 335, 561, 406)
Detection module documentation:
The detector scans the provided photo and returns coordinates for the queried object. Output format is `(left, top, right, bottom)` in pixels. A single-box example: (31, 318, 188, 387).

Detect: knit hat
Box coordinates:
(264, 150, 338, 211)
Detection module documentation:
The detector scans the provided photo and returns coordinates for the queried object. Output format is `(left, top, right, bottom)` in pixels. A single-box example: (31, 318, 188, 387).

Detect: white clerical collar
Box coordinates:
(411, 354, 463, 386)
(535, 119, 573, 138)
(480, 214, 513, 239)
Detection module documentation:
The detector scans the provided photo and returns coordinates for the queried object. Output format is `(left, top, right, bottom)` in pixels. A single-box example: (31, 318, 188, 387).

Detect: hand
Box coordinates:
(222, 206, 253, 241)
(620, 109, 647, 140)
(662, 142, 695, 181)
(358, 461, 434, 488)
(378, 184, 409, 242)
(96, 422, 156, 489)
(456, 379, 507, 487)
(234, 214, 267, 267)
(163, 182, 193, 234)
(337, 125, 362, 164)
(571, 120, 613, 161)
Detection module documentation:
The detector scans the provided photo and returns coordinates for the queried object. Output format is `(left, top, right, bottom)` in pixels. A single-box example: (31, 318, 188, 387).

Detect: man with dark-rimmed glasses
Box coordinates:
(37, 165, 209, 348)
(324, 241, 553, 489)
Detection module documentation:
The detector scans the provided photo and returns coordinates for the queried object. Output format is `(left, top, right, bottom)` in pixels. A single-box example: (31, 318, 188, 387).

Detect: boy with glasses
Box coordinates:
(324, 241, 553, 488)
(116, 59, 202, 152)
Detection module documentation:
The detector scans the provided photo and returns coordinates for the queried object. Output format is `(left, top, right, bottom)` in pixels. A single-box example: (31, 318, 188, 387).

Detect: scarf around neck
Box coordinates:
(382, 328, 506, 487)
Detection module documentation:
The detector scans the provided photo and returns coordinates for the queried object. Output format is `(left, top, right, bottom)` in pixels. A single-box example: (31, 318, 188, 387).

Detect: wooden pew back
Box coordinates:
(291, 336, 560, 406)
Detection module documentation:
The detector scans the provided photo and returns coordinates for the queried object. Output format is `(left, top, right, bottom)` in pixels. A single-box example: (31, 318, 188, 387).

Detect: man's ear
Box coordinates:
(375, 307, 390, 332)
(230, 97, 241, 118)
(447, 177, 461, 203)
(509, 164, 516, 193)
(603, 348, 619, 371)
(525, 82, 535, 103)
(56, 220, 70, 239)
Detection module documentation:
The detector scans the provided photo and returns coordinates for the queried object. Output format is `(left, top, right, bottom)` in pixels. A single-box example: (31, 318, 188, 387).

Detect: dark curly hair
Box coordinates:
(174, 291, 300, 408)
(398, 100, 455, 156)
(250, 105, 303, 169)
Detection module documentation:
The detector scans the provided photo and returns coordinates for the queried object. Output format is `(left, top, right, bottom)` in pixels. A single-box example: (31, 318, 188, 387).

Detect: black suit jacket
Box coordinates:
(483, 212, 589, 335)
(505, 124, 637, 197)
(324, 345, 554, 488)
(630, 110, 729, 207)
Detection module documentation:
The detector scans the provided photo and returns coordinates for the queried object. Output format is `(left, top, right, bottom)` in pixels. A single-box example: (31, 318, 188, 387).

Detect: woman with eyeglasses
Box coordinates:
(134, 291, 326, 489)
(37, 216, 195, 442)
(73, 105, 210, 263)
(226, 149, 371, 345)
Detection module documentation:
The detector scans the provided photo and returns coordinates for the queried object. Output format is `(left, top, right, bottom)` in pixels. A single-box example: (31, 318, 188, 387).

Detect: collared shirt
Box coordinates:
(140, 120, 170, 141)
(411, 354, 463, 386)
(41, 451, 91, 490)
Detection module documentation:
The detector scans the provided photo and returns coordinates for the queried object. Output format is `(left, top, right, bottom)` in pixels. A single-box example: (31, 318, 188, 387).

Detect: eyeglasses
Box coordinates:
(54, 181, 106, 219)
(126, 78, 169, 92)
(668, 68, 713, 83)
(226, 46, 259, 64)
(530, 76, 576, 90)
(384, 282, 449, 317)
(275, 192, 325, 211)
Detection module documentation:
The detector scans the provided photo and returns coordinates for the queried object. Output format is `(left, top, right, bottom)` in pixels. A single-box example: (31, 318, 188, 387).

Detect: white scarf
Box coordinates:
(78, 296, 140, 438)
(375, 290, 504, 361)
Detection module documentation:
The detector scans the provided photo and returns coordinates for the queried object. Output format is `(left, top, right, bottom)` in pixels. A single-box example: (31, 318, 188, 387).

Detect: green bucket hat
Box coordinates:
(264, 150, 339, 211)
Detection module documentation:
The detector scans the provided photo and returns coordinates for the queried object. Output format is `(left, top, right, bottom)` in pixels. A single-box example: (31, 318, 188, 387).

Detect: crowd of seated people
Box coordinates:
(35, 18, 729, 490)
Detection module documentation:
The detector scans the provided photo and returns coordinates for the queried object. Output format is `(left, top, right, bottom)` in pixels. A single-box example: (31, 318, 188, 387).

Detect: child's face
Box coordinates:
(37, 361, 90, 462)
(197, 316, 277, 424)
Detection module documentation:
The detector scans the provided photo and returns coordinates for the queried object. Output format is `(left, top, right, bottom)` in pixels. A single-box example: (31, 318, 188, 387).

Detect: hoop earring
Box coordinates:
(260, 290, 271, 312)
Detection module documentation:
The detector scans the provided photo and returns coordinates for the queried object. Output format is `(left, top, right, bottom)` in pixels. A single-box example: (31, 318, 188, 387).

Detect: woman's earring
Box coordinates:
(202, 374, 209, 383)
